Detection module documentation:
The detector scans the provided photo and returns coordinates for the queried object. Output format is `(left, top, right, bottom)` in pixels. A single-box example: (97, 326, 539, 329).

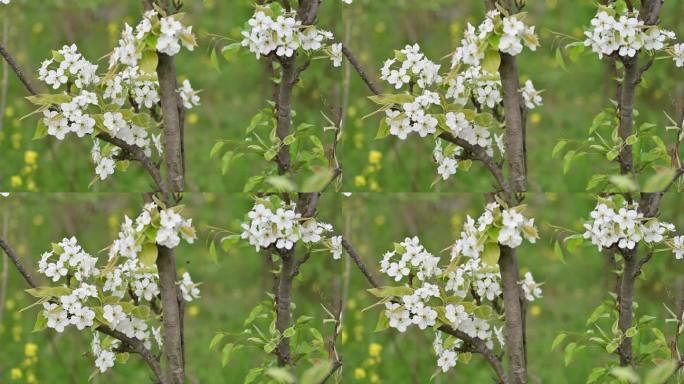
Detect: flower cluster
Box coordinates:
(240, 198, 341, 259)
(380, 44, 442, 90)
(583, 5, 681, 64)
(110, 10, 196, 67)
(240, 5, 339, 67)
(520, 272, 543, 302)
(33, 11, 198, 184)
(34, 203, 198, 374)
(374, 11, 541, 184)
(583, 198, 678, 252)
(433, 139, 462, 180)
(377, 203, 541, 374)
(452, 10, 538, 65)
(452, 202, 538, 255)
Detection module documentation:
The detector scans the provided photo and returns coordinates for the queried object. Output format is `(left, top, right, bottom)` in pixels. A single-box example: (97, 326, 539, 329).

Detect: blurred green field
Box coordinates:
(2, 193, 684, 383)
(1, 0, 683, 192)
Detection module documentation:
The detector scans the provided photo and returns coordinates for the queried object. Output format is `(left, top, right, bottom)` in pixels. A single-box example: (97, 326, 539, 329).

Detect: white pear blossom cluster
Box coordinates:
(377, 12, 541, 183)
(377, 204, 542, 374)
(240, 199, 341, 260)
(34, 203, 198, 374)
(91, 334, 118, 373)
(433, 139, 462, 180)
(521, 80, 543, 109)
(583, 5, 681, 62)
(583, 199, 678, 252)
(110, 10, 196, 66)
(380, 44, 442, 90)
(240, 6, 340, 68)
(520, 271, 543, 302)
(178, 79, 201, 109)
(451, 202, 538, 257)
(38, 44, 100, 90)
(0, 0, 9, 4)
(33, 11, 198, 184)
(452, 10, 539, 65)
(378, 203, 540, 373)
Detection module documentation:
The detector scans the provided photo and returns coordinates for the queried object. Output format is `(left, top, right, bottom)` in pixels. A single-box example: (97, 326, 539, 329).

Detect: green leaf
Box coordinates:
(551, 241, 565, 265)
(481, 243, 500, 267)
(610, 366, 640, 383)
(283, 327, 295, 338)
(368, 93, 414, 105)
(25, 286, 71, 298)
(244, 368, 264, 384)
(132, 305, 151, 319)
(367, 286, 414, 298)
(266, 176, 296, 192)
(139, 243, 158, 267)
(221, 42, 241, 61)
(265, 367, 295, 383)
(642, 169, 676, 192)
(210, 48, 220, 72)
(555, 47, 567, 71)
(482, 49, 501, 74)
(221, 234, 241, 252)
(375, 310, 389, 332)
(243, 175, 264, 192)
(222, 343, 242, 367)
(625, 134, 638, 145)
(552, 140, 567, 158)
(608, 175, 638, 192)
(375, 118, 390, 139)
(563, 150, 576, 174)
(301, 361, 333, 384)
(551, 333, 566, 351)
(301, 168, 334, 192)
(33, 119, 48, 140)
(209, 333, 224, 350)
(587, 367, 608, 383)
(210, 142, 224, 158)
(564, 234, 584, 253)
(32, 311, 47, 332)
(606, 148, 619, 161)
(644, 360, 678, 384)
(140, 50, 158, 74)
(564, 342, 577, 366)
(26, 93, 71, 106)
(208, 240, 217, 263)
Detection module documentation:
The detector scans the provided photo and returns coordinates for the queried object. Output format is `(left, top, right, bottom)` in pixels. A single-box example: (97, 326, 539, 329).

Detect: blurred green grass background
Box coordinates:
(1, 0, 683, 192)
(1, 193, 684, 383)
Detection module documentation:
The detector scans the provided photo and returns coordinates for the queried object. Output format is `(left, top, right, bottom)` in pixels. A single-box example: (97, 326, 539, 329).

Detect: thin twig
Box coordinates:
(0, 40, 38, 96)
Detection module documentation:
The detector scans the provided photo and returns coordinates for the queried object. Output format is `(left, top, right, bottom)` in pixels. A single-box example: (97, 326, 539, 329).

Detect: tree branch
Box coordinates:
(98, 133, 168, 195)
(340, 44, 382, 96)
(340, 237, 381, 289)
(0, 41, 39, 96)
(98, 325, 165, 383)
(439, 325, 508, 383)
(0, 236, 40, 288)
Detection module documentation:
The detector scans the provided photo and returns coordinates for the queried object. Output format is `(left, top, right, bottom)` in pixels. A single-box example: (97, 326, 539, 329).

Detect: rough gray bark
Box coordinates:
(145, 2, 187, 381)
(611, 1, 665, 367)
(276, 58, 296, 174)
(483, 2, 528, 382)
(618, 57, 638, 176)
(157, 52, 184, 192)
(157, 245, 184, 383)
(275, 248, 295, 366)
(498, 245, 526, 383)
(617, 247, 637, 366)
(499, 53, 526, 192)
